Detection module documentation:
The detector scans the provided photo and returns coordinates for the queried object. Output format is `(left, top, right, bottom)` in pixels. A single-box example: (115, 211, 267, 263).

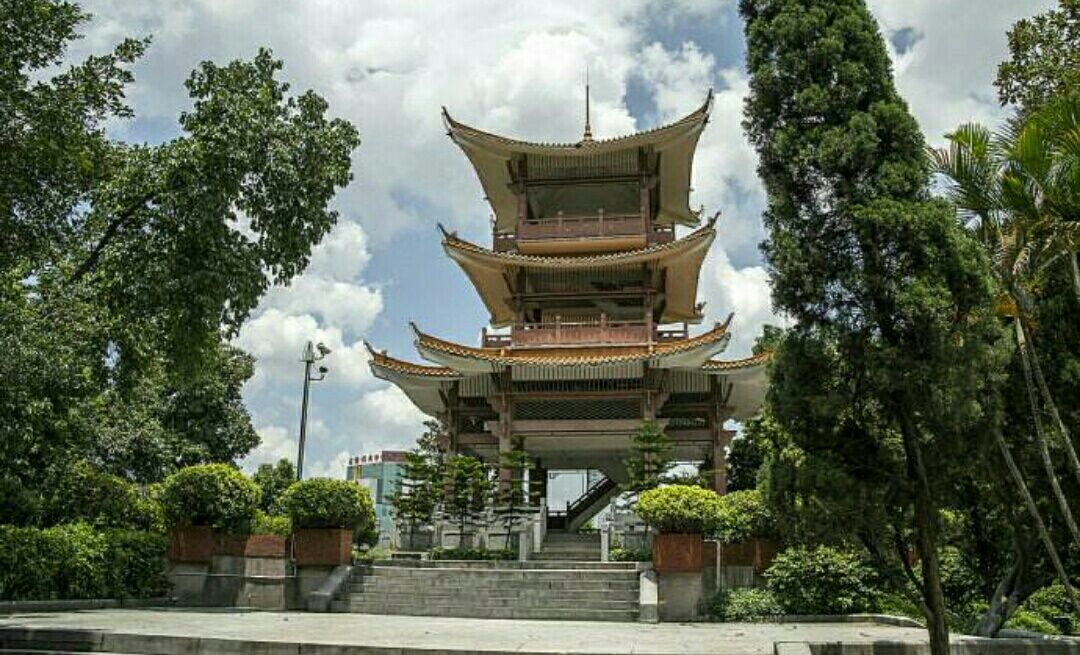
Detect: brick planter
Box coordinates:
(718, 538, 778, 573)
(652, 533, 703, 574)
(293, 528, 352, 566)
(216, 534, 287, 558)
(167, 526, 216, 563)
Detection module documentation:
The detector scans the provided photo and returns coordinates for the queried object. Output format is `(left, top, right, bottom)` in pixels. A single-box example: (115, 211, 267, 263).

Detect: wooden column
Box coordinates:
(489, 369, 513, 491)
(439, 381, 461, 456)
(708, 376, 735, 494)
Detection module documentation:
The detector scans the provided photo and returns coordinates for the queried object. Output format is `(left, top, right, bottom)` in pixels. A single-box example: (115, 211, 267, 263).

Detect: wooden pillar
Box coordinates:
(708, 376, 735, 494)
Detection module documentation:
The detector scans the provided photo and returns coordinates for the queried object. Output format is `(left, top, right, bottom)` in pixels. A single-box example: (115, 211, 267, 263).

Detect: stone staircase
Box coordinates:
(336, 559, 640, 621)
(534, 530, 600, 561)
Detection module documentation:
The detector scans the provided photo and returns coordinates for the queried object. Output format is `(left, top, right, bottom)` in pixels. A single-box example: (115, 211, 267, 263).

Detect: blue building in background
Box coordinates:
(346, 450, 406, 544)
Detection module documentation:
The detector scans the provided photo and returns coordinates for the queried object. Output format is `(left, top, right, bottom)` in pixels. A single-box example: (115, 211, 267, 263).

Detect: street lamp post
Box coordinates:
(297, 340, 330, 481)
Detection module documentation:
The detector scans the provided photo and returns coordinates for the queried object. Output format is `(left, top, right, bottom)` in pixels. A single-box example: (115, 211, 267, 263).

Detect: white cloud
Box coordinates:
(76, 0, 1044, 478)
(868, 0, 1056, 144)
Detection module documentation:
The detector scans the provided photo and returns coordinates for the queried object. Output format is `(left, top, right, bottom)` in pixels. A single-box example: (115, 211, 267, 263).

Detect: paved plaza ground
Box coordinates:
(0, 608, 984, 655)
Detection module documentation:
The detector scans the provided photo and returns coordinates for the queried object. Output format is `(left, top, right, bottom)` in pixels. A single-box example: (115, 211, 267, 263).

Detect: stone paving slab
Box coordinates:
(0, 608, 968, 655)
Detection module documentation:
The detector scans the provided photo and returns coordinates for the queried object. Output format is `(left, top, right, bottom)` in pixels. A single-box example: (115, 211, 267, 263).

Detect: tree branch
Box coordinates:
(69, 192, 155, 282)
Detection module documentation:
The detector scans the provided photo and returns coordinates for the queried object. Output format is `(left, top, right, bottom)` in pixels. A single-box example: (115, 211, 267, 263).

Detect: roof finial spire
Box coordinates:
(582, 67, 593, 143)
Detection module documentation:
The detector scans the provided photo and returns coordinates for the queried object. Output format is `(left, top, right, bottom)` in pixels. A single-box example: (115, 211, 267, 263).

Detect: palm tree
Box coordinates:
(932, 95, 1080, 615)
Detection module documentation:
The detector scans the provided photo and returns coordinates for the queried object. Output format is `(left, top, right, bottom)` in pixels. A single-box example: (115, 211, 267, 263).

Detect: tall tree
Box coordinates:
(995, 0, 1080, 114)
(252, 459, 297, 513)
(0, 1, 359, 495)
(740, 1, 1003, 651)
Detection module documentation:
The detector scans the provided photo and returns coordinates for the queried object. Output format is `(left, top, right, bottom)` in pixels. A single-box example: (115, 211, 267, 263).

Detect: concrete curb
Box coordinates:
(2, 623, 1079, 655)
(0, 597, 175, 615)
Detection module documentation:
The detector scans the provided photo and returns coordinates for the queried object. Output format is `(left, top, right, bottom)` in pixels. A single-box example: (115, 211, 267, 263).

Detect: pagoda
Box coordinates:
(366, 90, 768, 532)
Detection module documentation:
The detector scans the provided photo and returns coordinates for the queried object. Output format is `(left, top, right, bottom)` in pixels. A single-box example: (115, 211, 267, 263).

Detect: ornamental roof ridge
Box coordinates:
(441, 220, 717, 267)
(441, 90, 713, 151)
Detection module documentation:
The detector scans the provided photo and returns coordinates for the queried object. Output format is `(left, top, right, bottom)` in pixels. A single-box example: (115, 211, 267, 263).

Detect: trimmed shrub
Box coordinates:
(1012, 582, 1079, 634)
(47, 461, 163, 531)
(634, 485, 723, 534)
(708, 588, 783, 621)
(710, 489, 775, 544)
(609, 547, 651, 562)
(160, 464, 260, 532)
(429, 547, 515, 561)
(766, 545, 879, 615)
(251, 510, 291, 536)
(0, 523, 168, 601)
(279, 478, 375, 531)
(1005, 609, 1060, 635)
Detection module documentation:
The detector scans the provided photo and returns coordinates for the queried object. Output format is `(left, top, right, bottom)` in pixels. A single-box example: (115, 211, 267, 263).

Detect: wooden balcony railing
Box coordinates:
(491, 212, 676, 251)
(480, 318, 691, 347)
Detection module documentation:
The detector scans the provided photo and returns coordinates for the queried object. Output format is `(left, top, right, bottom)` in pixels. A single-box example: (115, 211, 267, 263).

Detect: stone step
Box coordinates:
(349, 579, 635, 596)
(343, 601, 638, 622)
(361, 567, 635, 580)
(347, 584, 639, 601)
(369, 559, 628, 570)
(347, 593, 638, 609)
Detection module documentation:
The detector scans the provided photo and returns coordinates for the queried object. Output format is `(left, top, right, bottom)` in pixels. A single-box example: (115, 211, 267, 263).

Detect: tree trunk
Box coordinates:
(1015, 320, 1080, 551)
(991, 425, 1080, 615)
(1070, 252, 1080, 307)
(898, 413, 949, 655)
(1014, 289, 1080, 490)
(972, 534, 1045, 637)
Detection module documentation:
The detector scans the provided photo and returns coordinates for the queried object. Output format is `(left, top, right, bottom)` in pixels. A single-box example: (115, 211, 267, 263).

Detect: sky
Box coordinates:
(75, 0, 1052, 485)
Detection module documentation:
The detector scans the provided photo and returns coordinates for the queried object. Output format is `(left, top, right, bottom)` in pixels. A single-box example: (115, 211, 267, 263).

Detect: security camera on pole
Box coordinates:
(297, 340, 330, 480)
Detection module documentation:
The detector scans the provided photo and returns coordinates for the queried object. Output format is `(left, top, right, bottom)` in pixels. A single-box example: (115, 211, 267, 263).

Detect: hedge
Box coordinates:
(708, 588, 783, 621)
(766, 545, 880, 615)
(0, 523, 169, 601)
(634, 485, 723, 533)
(160, 463, 260, 532)
(279, 478, 374, 530)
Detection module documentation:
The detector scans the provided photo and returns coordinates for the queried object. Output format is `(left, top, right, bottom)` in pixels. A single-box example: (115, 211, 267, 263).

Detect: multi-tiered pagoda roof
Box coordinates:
(366, 92, 768, 502)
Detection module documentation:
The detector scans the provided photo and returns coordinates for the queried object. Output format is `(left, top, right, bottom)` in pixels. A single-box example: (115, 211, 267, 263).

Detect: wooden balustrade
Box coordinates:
(490, 212, 675, 250)
(481, 317, 692, 347)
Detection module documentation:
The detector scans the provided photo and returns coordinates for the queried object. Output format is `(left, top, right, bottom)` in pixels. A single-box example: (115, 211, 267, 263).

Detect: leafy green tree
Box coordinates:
(440, 455, 490, 541)
(623, 420, 674, 495)
(0, 1, 359, 497)
(740, 1, 1004, 650)
(995, 0, 1080, 114)
(252, 459, 297, 513)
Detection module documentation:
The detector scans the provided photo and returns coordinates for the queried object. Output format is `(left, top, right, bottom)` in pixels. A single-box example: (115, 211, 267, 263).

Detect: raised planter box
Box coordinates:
(652, 533, 702, 574)
(217, 534, 287, 558)
(718, 538, 778, 573)
(167, 526, 216, 563)
(293, 528, 352, 566)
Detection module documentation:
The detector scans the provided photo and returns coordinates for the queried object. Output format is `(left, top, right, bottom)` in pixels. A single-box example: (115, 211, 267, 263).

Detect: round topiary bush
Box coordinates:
(765, 545, 879, 615)
(279, 478, 374, 531)
(160, 463, 260, 532)
(710, 489, 775, 544)
(634, 484, 724, 534)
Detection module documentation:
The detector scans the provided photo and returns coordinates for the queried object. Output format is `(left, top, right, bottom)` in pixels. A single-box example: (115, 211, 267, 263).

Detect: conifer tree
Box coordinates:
(441, 455, 490, 542)
(493, 444, 540, 550)
(623, 420, 674, 495)
(389, 422, 445, 548)
(740, 1, 1003, 651)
